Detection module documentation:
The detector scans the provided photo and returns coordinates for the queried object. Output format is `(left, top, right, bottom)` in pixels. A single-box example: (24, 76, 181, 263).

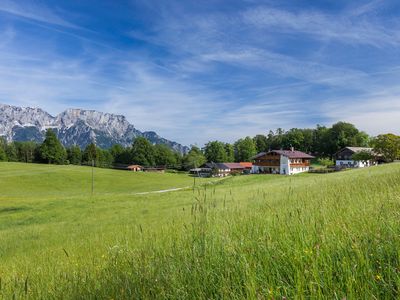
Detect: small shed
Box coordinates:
(142, 167, 166, 173)
(189, 167, 212, 177)
(127, 165, 142, 172)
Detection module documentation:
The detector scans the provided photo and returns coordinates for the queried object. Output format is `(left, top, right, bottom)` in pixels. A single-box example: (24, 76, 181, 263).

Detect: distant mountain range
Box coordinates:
(0, 103, 189, 153)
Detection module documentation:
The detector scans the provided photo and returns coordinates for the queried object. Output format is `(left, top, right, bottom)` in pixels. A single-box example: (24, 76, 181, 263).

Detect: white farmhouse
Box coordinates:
(334, 147, 376, 168)
(252, 149, 314, 175)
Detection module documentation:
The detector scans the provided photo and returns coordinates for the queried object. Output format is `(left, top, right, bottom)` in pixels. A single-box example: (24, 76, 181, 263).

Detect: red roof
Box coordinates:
(239, 162, 253, 168)
(223, 163, 245, 169)
(253, 150, 314, 159)
(127, 165, 142, 168)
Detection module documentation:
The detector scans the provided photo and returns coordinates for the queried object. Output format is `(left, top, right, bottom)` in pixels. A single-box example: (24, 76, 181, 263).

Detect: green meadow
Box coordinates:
(0, 162, 399, 299)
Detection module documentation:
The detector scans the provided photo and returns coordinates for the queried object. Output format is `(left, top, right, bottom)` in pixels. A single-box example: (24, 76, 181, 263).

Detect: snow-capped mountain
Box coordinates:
(0, 103, 189, 153)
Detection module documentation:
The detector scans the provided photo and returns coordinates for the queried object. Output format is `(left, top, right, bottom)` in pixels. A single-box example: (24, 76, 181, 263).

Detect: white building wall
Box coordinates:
(253, 155, 311, 175)
(280, 157, 311, 175)
(336, 160, 373, 168)
(280, 155, 290, 175)
(251, 165, 260, 174)
(290, 166, 310, 174)
(251, 165, 280, 174)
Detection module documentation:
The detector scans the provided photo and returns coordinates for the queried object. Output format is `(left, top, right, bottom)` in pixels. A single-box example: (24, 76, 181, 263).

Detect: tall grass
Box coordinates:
(0, 163, 399, 299)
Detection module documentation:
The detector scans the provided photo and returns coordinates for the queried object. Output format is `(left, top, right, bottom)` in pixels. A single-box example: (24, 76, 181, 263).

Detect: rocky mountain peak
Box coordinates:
(0, 103, 189, 153)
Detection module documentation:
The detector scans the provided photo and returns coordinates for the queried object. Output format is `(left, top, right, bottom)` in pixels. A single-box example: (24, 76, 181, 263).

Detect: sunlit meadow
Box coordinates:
(0, 162, 399, 299)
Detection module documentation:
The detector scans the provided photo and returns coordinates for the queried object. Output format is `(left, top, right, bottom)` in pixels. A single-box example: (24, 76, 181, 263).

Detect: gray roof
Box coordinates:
(190, 168, 212, 172)
(205, 162, 229, 170)
(335, 147, 374, 156)
(253, 152, 267, 159)
(345, 147, 373, 153)
(205, 162, 244, 170)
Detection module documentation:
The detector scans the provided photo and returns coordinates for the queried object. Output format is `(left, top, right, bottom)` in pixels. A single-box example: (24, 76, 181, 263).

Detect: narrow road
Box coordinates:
(134, 176, 231, 195)
(134, 186, 190, 195)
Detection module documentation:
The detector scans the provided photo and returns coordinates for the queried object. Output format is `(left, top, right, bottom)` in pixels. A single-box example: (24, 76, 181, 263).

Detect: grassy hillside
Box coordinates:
(0, 162, 213, 197)
(0, 162, 399, 299)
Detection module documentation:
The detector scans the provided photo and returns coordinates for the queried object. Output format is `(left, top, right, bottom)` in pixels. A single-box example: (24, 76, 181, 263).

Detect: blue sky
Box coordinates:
(0, 0, 399, 146)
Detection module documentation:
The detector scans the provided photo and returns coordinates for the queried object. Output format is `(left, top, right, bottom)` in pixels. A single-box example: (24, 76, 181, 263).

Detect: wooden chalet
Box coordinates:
(334, 147, 378, 168)
(252, 148, 314, 175)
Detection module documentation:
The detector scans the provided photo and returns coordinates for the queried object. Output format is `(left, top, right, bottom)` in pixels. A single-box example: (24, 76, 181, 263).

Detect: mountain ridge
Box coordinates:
(0, 103, 189, 153)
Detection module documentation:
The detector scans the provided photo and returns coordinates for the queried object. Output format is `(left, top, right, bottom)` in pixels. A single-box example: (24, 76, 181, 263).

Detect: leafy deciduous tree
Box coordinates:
(131, 137, 155, 167)
(318, 158, 334, 167)
(225, 143, 235, 162)
(327, 122, 369, 156)
(253, 134, 268, 153)
(182, 146, 206, 170)
(234, 137, 257, 162)
(351, 150, 373, 161)
(204, 141, 228, 163)
(154, 144, 177, 167)
(373, 134, 400, 162)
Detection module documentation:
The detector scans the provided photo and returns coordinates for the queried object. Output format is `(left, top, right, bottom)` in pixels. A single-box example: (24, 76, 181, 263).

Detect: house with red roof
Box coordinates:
(252, 148, 314, 175)
(127, 164, 142, 172)
(239, 162, 253, 170)
(204, 162, 245, 177)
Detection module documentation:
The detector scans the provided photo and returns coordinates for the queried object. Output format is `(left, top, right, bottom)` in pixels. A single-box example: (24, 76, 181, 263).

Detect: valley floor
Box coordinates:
(0, 162, 399, 299)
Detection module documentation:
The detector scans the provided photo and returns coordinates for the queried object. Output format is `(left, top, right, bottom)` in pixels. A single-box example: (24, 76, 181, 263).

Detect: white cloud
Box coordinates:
(242, 5, 400, 47)
(322, 95, 400, 136)
(200, 48, 368, 87)
(1, 1, 399, 146)
(0, 26, 15, 49)
(347, 0, 384, 17)
(0, 37, 229, 145)
(0, 0, 78, 28)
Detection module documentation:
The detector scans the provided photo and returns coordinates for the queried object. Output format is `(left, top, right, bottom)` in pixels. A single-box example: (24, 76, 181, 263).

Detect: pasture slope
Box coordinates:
(0, 162, 399, 299)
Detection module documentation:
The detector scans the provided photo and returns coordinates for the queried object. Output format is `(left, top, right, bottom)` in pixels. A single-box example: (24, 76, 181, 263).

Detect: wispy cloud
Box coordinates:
(323, 94, 400, 135)
(0, 0, 78, 28)
(242, 5, 400, 47)
(0, 26, 15, 49)
(200, 49, 370, 88)
(347, 0, 385, 17)
(1, 0, 399, 145)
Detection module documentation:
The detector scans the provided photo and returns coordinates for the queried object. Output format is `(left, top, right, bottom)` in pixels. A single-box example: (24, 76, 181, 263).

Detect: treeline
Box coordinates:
(254, 121, 371, 157)
(0, 130, 114, 167)
(0, 130, 184, 169)
(0, 129, 206, 170)
(201, 121, 370, 163)
(200, 121, 399, 163)
(1, 122, 399, 169)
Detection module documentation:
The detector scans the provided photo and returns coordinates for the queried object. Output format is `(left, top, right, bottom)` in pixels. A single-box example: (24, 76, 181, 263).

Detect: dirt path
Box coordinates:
(134, 187, 190, 195)
(134, 177, 231, 195)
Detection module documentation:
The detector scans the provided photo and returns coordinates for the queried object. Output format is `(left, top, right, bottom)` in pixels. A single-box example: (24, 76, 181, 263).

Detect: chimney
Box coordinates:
(290, 146, 294, 152)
